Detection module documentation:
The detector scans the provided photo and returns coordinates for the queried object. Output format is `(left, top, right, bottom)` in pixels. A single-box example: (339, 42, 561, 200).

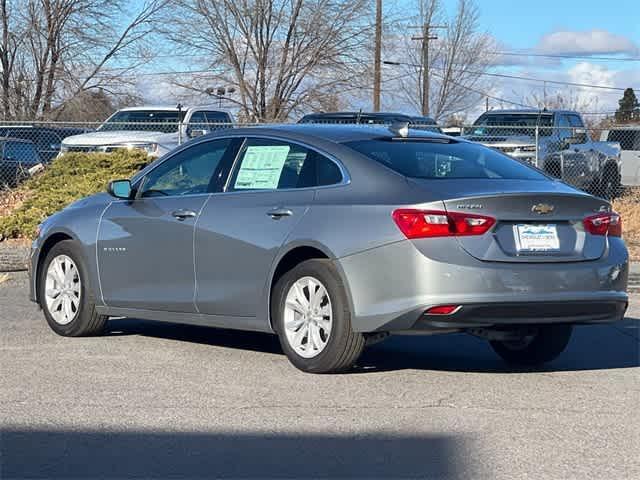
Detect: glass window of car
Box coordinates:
(229, 138, 342, 190)
(204, 111, 231, 124)
(139, 139, 232, 197)
(557, 115, 572, 139)
(345, 139, 547, 180)
(567, 115, 584, 128)
(472, 113, 554, 136)
(98, 110, 185, 133)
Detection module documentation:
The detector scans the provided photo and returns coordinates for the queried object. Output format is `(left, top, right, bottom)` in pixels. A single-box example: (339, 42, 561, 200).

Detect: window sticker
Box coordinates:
(234, 145, 290, 189)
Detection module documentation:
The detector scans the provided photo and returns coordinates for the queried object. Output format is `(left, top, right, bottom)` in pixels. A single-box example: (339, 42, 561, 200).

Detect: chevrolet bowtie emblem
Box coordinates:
(532, 203, 555, 215)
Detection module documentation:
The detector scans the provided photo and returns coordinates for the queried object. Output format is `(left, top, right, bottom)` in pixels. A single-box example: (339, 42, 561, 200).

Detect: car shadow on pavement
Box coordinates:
(1, 429, 469, 479)
(106, 317, 639, 374)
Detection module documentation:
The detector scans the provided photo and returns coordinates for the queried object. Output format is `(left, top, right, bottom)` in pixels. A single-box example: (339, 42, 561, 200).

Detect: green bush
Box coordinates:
(0, 151, 149, 239)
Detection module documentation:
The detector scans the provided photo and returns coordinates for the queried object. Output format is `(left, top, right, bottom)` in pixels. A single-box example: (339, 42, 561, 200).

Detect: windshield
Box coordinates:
(345, 139, 547, 180)
(471, 113, 554, 137)
(98, 110, 185, 133)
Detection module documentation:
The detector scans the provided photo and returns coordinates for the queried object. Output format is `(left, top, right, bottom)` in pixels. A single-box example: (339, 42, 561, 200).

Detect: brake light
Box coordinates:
(392, 209, 495, 238)
(583, 212, 622, 237)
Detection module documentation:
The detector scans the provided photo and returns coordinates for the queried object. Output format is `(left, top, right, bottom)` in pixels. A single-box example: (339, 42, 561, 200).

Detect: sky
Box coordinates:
(133, 0, 640, 121)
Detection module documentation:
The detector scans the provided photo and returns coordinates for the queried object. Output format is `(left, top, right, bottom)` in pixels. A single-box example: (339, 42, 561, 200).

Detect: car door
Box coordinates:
(194, 137, 341, 317)
(97, 138, 236, 312)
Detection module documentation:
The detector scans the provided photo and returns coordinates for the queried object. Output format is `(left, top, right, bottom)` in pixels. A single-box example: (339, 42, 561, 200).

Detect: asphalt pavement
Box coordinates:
(1, 272, 638, 479)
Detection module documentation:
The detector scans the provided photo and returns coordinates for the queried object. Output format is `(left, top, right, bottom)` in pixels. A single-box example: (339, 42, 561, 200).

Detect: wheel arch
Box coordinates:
(265, 242, 353, 332)
(34, 231, 78, 305)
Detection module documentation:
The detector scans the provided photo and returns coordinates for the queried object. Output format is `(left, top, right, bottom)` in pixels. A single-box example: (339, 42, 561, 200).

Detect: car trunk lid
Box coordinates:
(408, 179, 611, 263)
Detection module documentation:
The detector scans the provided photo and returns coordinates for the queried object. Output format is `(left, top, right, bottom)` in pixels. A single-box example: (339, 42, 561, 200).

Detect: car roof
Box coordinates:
(214, 123, 450, 144)
(480, 109, 576, 115)
(117, 105, 228, 112)
(0, 137, 36, 143)
(299, 111, 438, 123)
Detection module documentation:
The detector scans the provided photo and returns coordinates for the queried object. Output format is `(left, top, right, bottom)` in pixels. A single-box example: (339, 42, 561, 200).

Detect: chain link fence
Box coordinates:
(1, 119, 639, 201)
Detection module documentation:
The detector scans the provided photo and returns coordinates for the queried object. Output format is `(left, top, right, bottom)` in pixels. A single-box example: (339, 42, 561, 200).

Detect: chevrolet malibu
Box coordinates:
(29, 125, 629, 373)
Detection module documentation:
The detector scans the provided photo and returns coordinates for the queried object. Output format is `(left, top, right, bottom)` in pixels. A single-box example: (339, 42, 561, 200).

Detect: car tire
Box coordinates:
(39, 240, 107, 337)
(272, 259, 365, 374)
(490, 324, 573, 366)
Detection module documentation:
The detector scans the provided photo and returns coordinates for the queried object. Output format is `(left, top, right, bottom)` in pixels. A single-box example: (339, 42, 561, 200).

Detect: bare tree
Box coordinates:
(390, 0, 493, 121)
(0, 0, 167, 121)
(164, 0, 371, 122)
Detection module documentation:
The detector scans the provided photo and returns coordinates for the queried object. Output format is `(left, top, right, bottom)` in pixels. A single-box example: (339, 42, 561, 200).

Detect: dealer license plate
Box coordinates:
(514, 224, 560, 252)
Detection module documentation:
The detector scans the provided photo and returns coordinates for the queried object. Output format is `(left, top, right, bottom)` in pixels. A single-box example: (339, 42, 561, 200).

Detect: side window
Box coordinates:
(316, 155, 343, 186)
(568, 115, 584, 128)
(557, 115, 572, 140)
(188, 111, 206, 126)
(139, 139, 231, 197)
(229, 138, 343, 190)
(204, 112, 231, 124)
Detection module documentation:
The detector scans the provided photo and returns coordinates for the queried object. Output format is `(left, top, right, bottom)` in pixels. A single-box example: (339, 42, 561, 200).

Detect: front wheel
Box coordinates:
(490, 324, 573, 366)
(39, 240, 107, 337)
(272, 259, 365, 373)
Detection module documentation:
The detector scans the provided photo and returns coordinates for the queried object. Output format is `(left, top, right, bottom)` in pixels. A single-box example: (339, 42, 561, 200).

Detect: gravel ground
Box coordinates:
(1, 271, 639, 479)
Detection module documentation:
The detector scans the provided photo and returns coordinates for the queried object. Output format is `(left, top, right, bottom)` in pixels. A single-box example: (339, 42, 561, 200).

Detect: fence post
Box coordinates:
(534, 125, 539, 168)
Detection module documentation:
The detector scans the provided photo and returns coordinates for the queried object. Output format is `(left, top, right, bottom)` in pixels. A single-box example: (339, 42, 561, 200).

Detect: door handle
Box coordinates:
(172, 209, 197, 220)
(266, 207, 293, 219)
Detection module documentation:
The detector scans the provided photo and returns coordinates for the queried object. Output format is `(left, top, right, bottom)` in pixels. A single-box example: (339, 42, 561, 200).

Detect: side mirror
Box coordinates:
(107, 179, 133, 199)
(189, 128, 209, 138)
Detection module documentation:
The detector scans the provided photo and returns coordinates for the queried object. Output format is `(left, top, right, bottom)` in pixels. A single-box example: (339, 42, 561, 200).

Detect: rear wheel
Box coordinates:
(272, 259, 365, 373)
(490, 324, 573, 366)
(39, 240, 107, 337)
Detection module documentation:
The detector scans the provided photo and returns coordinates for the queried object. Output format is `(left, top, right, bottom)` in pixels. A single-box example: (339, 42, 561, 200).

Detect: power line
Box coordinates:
(490, 51, 640, 63)
(383, 60, 636, 92)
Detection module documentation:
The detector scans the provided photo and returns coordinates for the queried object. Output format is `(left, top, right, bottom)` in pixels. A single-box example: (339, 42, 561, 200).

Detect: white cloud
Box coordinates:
(536, 29, 638, 56)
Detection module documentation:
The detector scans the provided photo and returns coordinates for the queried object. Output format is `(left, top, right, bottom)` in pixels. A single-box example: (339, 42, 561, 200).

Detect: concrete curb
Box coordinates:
(0, 241, 30, 272)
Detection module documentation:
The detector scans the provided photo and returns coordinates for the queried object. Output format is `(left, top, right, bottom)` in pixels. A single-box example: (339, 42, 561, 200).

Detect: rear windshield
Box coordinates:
(345, 139, 547, 180)
(472, 113, 554, 137)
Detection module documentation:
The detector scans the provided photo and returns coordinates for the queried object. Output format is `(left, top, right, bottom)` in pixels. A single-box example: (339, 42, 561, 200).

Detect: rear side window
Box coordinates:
(229, 138, 343, 190)
(607, 130, 640, 150)
(345, 139, 547, 180)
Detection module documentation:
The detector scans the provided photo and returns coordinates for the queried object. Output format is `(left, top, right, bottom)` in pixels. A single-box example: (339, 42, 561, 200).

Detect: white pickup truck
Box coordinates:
(60, 105, 233, 157)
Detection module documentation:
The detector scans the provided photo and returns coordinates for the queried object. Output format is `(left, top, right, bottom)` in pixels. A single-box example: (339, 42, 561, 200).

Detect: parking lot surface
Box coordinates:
(1, 271, 639, 479)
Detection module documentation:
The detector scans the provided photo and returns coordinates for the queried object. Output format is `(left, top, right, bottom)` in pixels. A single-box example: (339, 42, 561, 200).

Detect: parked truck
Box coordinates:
(464, 109, 622, 199)
(60, 105, 232, 158)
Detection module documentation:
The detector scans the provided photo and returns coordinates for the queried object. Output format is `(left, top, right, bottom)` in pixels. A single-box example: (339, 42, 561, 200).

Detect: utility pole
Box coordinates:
(373, 0, 382, 112)
(411, 23, 445, 117)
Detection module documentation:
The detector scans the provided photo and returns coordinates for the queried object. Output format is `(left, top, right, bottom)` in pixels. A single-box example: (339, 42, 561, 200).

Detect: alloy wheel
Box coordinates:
(283, 276, 333, 359)
(44, 255, 81, 325)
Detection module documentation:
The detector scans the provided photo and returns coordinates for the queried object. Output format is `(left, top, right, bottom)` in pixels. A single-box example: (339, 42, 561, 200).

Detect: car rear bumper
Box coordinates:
(336, 238, 629, 332)
(412, 299, 627, 331)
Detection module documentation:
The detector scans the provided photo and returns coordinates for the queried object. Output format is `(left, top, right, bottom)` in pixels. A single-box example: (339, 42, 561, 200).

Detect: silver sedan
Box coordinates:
(29, 125, 628, 373)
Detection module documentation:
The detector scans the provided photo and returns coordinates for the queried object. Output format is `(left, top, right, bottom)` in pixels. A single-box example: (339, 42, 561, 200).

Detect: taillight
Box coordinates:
(392, 209, 495, 238)
(583, 212, 622, 237)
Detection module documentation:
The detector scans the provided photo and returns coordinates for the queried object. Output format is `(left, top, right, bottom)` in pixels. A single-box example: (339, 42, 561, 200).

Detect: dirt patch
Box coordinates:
(613, 191, 640, 262)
